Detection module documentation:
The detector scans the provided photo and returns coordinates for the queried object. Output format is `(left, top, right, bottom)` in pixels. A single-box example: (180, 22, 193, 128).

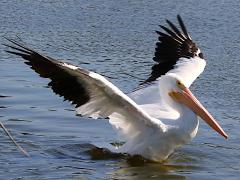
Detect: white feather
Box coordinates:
(129, 57, 206, 118)
(69, 66, 201, 161)
(166, 57, 206, 88)
(72, 70, 165, 132)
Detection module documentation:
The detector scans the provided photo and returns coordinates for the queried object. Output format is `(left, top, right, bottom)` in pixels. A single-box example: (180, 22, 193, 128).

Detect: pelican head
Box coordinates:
(165, 75, 228, 139)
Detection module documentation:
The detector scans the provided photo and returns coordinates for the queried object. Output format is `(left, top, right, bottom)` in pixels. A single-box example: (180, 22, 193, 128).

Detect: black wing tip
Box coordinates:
(3, 37, 33, 56)
(143, 15, 201, 85)
(3, 36, 24, 48)
(157, 15, 190, 40)
(166, 15, 182, 26)
(176, 15, 186, 24)
(4, 37, 92, 109)
(4, 50, 27, 57)
(3, 37, 51, 63)
(176, 15, 191, 39)
(177, 14, 182, 20)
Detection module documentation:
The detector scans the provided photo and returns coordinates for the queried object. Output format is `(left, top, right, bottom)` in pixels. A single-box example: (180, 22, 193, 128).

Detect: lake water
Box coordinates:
(0, 0, 240, 179)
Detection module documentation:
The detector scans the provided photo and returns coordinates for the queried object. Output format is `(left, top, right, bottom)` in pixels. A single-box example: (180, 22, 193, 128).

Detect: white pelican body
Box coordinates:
(115, 60, 205, 161)
(4, 15, 227, 162)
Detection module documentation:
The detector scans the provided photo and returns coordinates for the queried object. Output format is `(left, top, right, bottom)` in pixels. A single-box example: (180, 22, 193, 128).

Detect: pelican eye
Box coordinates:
(176, 80, 184, 89)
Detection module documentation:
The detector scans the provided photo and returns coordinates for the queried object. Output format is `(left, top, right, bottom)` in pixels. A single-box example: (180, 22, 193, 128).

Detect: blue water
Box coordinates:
(0, 0, 240, 179)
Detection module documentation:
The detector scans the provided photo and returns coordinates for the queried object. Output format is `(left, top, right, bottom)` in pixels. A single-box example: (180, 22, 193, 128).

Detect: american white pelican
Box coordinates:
(4, 15, 227, 162)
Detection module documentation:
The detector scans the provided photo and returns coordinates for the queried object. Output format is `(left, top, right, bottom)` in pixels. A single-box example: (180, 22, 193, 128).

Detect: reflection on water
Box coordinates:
(109, 164, 189, 180)
(43, 143, 199, 179)
(0, 0, 240, 179)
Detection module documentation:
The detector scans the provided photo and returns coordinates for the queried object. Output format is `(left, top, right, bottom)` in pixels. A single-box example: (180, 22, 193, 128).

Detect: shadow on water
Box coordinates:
(43, 142, 199, 179)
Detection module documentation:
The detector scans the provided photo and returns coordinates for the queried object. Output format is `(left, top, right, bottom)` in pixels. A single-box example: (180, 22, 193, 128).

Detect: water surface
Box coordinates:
(0, 0, 240, 179)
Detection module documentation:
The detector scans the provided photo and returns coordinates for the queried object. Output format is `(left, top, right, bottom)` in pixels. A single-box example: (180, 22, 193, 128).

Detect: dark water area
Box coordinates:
(0, 0, 240, 179)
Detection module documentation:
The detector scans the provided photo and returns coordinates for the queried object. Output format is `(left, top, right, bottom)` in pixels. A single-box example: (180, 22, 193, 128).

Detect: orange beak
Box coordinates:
(169, 88, 228, 139)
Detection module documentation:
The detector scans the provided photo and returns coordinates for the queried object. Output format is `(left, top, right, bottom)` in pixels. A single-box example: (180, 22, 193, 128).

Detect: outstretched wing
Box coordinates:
(143, 15, 204, 84)
(131, 15, 206, 118)
(4, 39, 164, 137)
